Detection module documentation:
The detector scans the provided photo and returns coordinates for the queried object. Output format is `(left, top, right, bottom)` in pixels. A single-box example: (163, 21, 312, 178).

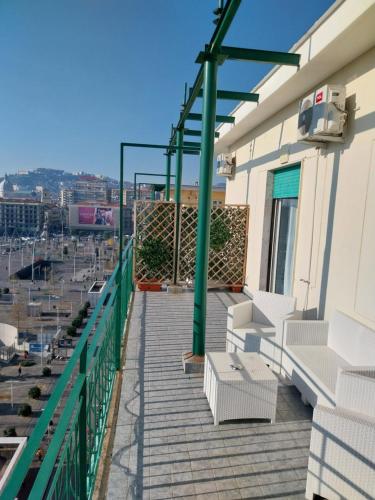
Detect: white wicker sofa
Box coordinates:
(284, 310, 375, 407)
(306, 367, 375, 499)
(226, 291, 298, 373)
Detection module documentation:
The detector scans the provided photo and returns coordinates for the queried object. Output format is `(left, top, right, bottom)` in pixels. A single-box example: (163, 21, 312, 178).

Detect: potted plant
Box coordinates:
(137, 237, 171, 291)
(209, 217, 241, 292)
(210, 217, 230, 252)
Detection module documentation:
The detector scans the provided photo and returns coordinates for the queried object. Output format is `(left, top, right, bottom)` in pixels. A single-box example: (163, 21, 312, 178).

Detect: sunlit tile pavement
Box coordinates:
(108, 291, 312, 499)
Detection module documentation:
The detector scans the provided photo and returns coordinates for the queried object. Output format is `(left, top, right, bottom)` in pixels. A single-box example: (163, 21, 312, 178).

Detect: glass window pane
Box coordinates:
(269, 198, 298, 295)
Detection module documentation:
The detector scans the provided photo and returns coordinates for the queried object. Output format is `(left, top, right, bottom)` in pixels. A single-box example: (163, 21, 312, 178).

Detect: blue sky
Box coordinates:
(0, 0, 335, 185)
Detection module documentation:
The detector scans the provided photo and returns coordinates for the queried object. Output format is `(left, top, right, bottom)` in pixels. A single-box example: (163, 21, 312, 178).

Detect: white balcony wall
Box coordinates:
(218, 0, 375, 328)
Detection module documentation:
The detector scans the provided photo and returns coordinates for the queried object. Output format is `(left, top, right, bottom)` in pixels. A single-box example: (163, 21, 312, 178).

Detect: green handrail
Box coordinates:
(1, 238, 134, 500)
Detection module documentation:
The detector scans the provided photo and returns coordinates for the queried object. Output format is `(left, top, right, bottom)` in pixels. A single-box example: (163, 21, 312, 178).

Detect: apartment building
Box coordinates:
(0, 200, 45, 235)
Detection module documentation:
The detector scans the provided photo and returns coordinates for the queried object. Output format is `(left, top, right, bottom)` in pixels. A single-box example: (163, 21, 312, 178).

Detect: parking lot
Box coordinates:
(0, 235, 117, 441)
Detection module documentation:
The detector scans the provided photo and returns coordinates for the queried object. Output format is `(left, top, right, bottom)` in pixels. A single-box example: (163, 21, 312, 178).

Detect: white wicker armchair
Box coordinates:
(226, 291, 298, 372)
(306, 367, 375, 500)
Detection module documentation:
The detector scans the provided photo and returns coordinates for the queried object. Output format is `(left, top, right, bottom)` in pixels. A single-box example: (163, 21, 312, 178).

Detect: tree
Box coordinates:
(4, 427, 17, 437)
(67, 325, 77, 336)
(18, 404, 32, 417)
(72, 317, 82, 329)
(28, 386, 41, 399)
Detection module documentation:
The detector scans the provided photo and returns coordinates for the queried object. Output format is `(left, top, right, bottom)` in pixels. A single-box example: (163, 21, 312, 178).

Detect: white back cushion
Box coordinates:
(328, 310, 375, 365)
(252, 291, 296, 326)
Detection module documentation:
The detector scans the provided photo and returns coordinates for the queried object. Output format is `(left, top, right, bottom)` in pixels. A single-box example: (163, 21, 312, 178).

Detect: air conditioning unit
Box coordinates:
(297, 84, 347, 142)
(216, 154, 235, 177)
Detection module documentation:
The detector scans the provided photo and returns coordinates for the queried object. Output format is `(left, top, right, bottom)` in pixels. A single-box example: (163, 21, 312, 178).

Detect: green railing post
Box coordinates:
(79, 341, 88, 500)
(150, 185, 156, 201)
(165, 152, 172, 201)
(116, 144, 124, 370)
(192, 55, 218, 356)
(173, 127, 184, 284)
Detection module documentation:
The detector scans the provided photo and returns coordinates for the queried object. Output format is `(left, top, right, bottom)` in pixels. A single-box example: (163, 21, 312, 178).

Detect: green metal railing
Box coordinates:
(1, 238, 134, 500)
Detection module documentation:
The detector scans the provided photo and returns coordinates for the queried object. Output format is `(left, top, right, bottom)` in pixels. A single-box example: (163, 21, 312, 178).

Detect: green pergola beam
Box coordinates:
(184, 150, 201, 155)
(187, 112, 235, 124)
(121, 141, 199, 152)
(184, 129, 220, 138)
(134, 172, 175, 201)
(168, 0, 241, 147)
(183, 141, 201, 148)
(217, 46, 301, 66)
(194, 88, 259, 102)
(135, 172, 176, 178)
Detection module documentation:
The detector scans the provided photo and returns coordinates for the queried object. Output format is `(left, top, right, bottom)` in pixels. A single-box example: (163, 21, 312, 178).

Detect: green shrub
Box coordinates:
(138, 238, 171, 279)
(84, 301, 90, 310)
(28, 386, 41, 399)
(42, 367, 51, 377)
(18, 404, 32, 417)
(20, 360, 36, 367)
(72, 317, 82, 329)
(4, 426, 17, 437)
(79, 308, 88, 318)
(67, 325, 77, 336)
(210, 218, 231, 252)
(3, 287, 9, 294)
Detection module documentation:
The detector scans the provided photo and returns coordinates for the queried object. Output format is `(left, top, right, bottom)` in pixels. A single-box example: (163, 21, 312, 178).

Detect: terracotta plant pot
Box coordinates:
(230, 285, 243, 293)
(137, 282, 162, 292)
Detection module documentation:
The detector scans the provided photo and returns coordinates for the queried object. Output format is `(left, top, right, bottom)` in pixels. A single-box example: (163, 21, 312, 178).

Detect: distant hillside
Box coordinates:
(2, 168, 127, 196)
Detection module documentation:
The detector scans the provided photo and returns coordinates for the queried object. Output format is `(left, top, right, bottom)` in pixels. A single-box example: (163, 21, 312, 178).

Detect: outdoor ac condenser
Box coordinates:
(297, 84, 347, 142)
(216, 154, 235, 177)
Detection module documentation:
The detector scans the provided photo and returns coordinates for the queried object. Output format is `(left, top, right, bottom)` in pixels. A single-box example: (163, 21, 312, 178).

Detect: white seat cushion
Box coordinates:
(287, 345, 350, 395)
(233, 322, 275, 338)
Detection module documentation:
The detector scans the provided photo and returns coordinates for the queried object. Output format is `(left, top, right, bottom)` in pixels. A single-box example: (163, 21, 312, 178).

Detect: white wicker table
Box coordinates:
(204, 352, 278, 425)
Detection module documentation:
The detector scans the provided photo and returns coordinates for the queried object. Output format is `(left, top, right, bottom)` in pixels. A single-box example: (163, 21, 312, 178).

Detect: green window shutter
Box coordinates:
(273, 164, 301, 199)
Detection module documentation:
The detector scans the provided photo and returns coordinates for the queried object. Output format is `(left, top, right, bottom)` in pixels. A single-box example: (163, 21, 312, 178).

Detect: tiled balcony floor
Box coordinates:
(107, 291, 312, 500)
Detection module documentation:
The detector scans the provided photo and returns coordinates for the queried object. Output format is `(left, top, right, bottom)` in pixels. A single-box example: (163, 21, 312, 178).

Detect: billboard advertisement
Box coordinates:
(78, 206, 114, 226)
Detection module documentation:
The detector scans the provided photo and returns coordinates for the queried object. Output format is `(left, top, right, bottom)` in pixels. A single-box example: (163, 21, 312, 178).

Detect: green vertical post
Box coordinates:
(192, 56, 218, 356)
(150, 185, 155, 201)
(175, 128, 184, 203)
(78, 341, 87, 499)
(165, 152, 171, 201)
(116, 144, 124, 370)
(173, 127, 184, 284)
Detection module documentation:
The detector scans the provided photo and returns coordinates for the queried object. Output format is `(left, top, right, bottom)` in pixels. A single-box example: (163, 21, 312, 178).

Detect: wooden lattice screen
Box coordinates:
(134, 201, 176, 283)
(178, 204, 249, 286)
(134, 201, 249, 287)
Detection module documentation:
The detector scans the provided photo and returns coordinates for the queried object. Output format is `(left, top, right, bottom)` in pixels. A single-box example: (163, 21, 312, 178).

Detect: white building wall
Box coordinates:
(224, 45, 375, 329)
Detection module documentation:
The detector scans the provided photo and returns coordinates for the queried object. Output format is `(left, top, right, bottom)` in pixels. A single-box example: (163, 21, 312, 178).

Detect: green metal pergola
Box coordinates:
(167, 0, 300, 359)
(118, 0, 300, 360)
(133, 172, 176, 202)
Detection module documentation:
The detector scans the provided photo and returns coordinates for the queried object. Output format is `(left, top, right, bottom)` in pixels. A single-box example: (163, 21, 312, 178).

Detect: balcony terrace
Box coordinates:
(106, 290, 312, 499)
